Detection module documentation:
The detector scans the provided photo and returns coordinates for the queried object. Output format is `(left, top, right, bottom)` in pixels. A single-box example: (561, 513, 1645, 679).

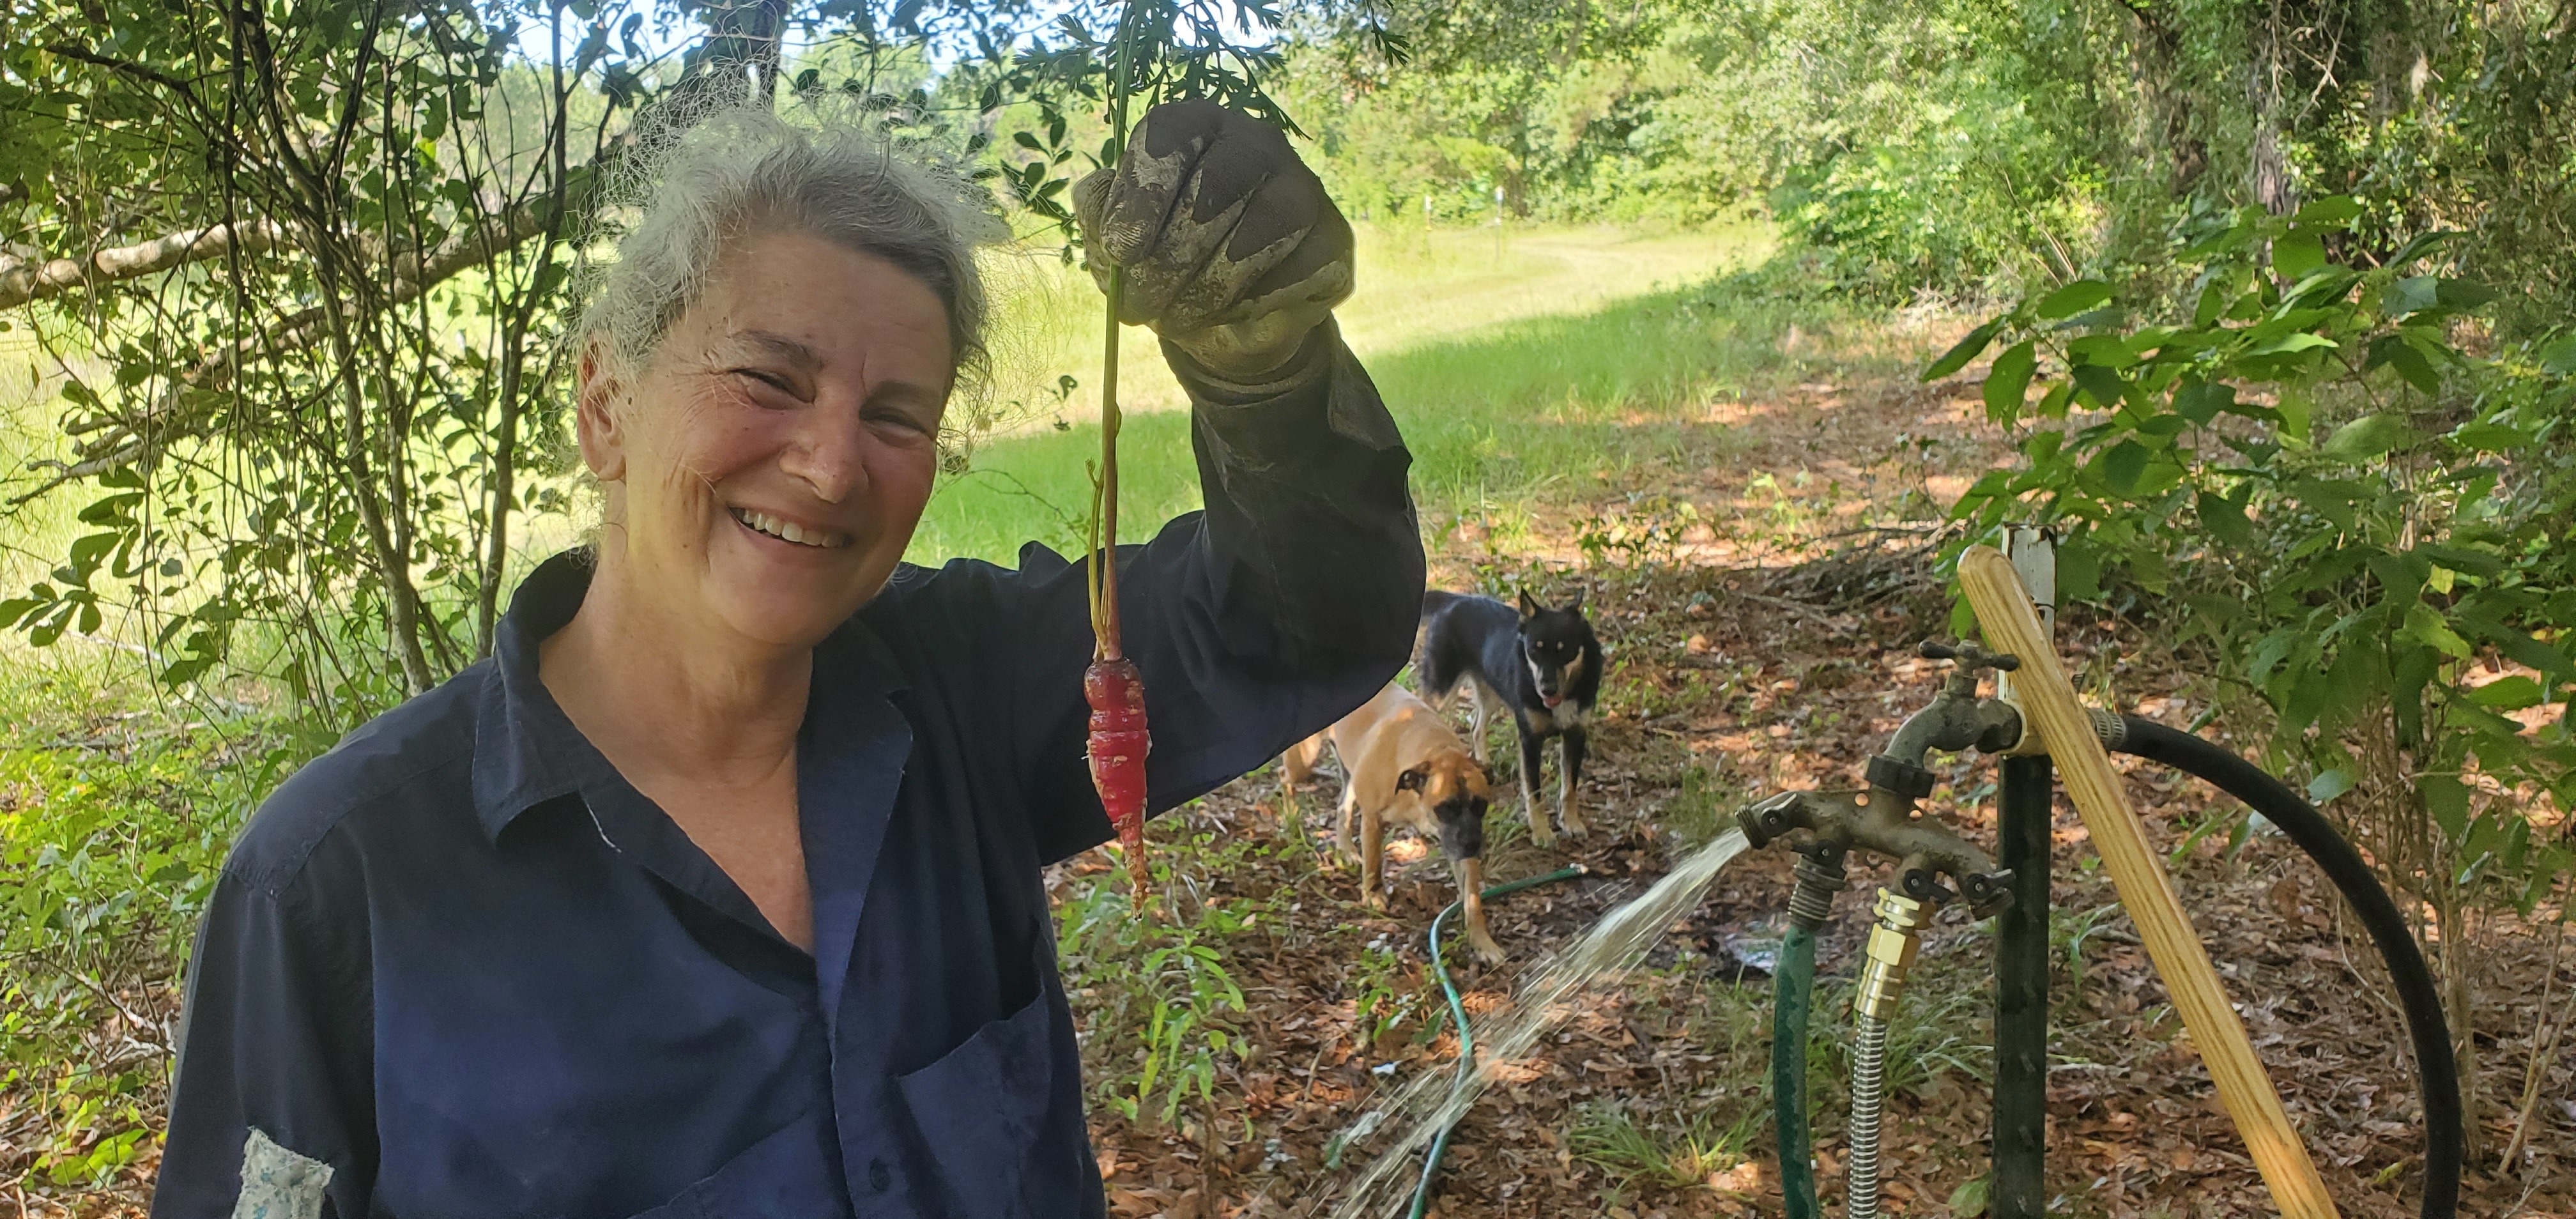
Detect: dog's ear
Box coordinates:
(1566, 586, 1586, 613)
(1478, 761, 1499, 788)
(1517, 588, 1541, 618)
(1396, 767, 1427, 792)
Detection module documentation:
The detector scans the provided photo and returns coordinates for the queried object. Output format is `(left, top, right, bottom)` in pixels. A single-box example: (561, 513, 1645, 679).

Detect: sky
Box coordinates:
(507, 0, 1275, 82)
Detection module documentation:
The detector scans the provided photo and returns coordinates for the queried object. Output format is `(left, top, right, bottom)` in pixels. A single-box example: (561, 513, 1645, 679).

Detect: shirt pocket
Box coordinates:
(620, 1097, 842, 1219)
(894, 982, 1083, 1217)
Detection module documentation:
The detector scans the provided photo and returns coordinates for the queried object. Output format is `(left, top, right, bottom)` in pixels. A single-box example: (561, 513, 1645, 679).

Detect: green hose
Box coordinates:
(1773, 924, 1821, 1219)
(1407, 865, 1586, 1219)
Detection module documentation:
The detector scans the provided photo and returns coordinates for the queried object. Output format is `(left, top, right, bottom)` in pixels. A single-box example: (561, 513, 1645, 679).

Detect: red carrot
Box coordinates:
(1085, 653, 1151, 905)
(1087, 1, 1151, 911)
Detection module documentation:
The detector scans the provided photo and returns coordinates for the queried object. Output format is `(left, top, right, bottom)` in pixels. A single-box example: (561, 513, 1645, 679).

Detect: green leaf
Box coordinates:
(2419, 774, 2470, 841)
(1948, 1176, 1991, 1218)
(2294, 195, 2363, 227)
(2246, 332, 2338, 356)
(2072, 364, 2126, 407)
(2368, 335, 2440, 394)
(1984, 341, 2036, 422)
(2538, 334, 2576, 376)
(1924, 320, 2004, 381)
(2465, 675, 2546, 710)
(2320, 414, 2418, 463)
(2101, 440, 2150, 494)
(2272, 231, 2327, 281)
(2387, 275, 2498, 316)
(2035, 381, 2073, 419)
(2172, 379, 2235, 425)
(2405, 602, 2473, 658)
(2386, 230, 2464, 268)
(2454, 611, 2573, 677)
(2057, 541, 2103, 601)
(2197, 489, 2252, 546)
(2437, 279, 2499, 310)
(2307, 767, 2356, 804)
(2277, 388, 2313, 444)
(2035, 280, 2113, 320)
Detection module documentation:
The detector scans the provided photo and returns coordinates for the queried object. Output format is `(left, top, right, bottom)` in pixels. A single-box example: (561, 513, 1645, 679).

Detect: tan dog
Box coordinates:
(1284, 683, 1505, 963)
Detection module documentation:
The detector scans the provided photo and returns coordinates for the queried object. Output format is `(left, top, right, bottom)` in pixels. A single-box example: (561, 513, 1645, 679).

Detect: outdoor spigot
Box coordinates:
(1737, 790, 2012, 918)
(1856, 887, 1933, 1022)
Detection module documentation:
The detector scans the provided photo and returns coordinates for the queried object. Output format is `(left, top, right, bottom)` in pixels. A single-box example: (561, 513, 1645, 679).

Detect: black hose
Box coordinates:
(1991, 756, 2051, 1219)
(2108, 714, 2460, 1219)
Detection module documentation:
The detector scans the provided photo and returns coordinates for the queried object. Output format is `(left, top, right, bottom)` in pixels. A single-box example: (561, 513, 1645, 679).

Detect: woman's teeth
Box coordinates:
(731, 507, 848, 549)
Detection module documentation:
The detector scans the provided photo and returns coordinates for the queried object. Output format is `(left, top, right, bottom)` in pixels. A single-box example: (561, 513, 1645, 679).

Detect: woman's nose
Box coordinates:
(779, 405, 868, 503)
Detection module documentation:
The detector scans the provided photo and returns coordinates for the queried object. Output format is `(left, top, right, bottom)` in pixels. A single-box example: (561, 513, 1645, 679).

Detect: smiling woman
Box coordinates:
(150, 103, 1425, 1218)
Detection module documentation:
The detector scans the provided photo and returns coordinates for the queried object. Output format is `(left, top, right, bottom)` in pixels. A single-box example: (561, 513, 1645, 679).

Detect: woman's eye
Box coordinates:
(868, 408, 934, 437)
(732, 369, 798, 398)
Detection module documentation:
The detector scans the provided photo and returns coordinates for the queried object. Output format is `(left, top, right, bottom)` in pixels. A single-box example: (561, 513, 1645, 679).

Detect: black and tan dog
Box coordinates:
(1283, 682, 1506, 963)
(1417, 589, 1603, 847)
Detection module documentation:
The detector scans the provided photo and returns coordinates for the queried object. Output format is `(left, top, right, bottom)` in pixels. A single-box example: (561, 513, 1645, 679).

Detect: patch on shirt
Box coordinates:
(233, 1127, 332, 1219)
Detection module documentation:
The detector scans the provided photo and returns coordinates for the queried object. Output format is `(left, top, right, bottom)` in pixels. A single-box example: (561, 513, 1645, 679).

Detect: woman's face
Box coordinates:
(578, 230, 953, 649)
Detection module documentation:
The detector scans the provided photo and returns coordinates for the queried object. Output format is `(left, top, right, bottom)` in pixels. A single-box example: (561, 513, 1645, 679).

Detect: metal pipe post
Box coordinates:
(1992, 755, 2052, 1218)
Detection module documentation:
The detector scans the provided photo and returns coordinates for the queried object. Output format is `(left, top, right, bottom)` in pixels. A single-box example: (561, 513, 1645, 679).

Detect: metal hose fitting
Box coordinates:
(1849, 887, 1933, 1219)
(1855, 888, 1930, 1022)
(1788, 845, 1848, 933)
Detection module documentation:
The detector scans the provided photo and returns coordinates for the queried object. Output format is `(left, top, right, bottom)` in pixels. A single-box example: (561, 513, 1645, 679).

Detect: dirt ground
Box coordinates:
(1070, 374, 2576, 1218)
(8, 344, 2569, 1218)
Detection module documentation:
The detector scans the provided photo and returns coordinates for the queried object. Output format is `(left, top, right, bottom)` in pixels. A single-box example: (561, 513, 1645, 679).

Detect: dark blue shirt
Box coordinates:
(153, 329, 1422, 1219)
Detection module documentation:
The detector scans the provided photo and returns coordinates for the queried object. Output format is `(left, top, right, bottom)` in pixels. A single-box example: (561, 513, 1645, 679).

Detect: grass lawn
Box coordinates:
(910, 220, 1818, 564)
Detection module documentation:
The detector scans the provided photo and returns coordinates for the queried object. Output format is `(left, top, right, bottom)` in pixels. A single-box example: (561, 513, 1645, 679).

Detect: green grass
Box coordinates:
(912, 220, 1852, 565)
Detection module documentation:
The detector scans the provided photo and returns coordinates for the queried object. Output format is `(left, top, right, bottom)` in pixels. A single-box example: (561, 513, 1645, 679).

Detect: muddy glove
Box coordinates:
(1074, 99, 1354, 384)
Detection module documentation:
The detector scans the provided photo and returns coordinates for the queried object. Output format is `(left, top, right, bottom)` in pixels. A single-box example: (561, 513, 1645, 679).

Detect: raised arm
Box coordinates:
(991, 101, 1425, 862)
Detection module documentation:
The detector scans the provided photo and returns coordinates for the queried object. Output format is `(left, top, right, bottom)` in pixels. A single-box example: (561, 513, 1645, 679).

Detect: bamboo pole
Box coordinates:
(1958, 545, 2339, 1219)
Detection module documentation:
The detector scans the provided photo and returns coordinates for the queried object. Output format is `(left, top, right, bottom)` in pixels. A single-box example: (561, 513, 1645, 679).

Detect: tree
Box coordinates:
(0, 0, 1159, 727)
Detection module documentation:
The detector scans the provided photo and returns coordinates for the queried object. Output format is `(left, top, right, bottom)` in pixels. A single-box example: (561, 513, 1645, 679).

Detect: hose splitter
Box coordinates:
(1738, 638, 2025, 1219)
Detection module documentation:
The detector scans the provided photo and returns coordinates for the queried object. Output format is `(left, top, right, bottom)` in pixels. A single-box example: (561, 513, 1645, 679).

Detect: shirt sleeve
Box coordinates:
(1006, 318, 1426, 863)
(154, 864, 376, 1219)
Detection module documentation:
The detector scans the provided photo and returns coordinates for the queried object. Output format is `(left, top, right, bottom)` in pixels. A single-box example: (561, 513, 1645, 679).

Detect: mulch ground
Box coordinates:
(1070, 371, 2576, 1218)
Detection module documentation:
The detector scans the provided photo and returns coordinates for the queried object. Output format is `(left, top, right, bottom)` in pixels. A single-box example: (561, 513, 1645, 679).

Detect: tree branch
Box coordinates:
(0, 220, 285, 310)
(12, 149, 618, 502)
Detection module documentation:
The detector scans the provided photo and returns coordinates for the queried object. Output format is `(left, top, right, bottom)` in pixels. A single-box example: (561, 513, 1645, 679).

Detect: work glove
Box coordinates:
(1073, 100, 1354, 384)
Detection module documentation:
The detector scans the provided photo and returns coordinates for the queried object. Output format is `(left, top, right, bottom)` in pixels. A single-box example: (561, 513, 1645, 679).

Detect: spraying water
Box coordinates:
(1314, 829, 1754, 1218)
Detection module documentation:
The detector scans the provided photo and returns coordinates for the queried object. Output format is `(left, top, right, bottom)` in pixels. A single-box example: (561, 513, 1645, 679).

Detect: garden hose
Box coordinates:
(2103, 714, 2461, 1219)
(1408, 864, 1587, 1219)
(1774, 847, 1847, 1219)
(1847, 888, 1931, 1219)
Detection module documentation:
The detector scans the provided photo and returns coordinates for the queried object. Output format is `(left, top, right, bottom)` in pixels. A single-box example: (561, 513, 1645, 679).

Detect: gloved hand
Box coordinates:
(1074, 100, 1354, 383)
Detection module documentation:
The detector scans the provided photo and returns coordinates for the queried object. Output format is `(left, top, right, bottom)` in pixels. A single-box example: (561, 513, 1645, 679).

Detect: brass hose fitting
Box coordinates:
(1856, 887, 1933, 1022)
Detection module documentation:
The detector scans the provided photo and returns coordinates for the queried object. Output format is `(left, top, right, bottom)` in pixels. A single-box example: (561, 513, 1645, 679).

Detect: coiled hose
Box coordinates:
(1846, 1013, 1891, 1219)
(2104, 714, 2460, 1219)
(1409, 865, 1586, 1219)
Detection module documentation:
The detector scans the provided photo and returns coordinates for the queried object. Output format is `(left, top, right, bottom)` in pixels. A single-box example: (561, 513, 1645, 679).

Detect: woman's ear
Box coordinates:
(575, 340, 629, 483)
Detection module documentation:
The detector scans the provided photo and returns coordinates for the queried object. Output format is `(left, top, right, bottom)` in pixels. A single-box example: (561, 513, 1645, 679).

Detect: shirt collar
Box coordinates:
(468, 549, 914, 844)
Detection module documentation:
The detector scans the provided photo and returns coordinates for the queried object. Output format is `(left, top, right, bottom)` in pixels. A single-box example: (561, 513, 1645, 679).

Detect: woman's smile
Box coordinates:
(728, 505, 854, 550)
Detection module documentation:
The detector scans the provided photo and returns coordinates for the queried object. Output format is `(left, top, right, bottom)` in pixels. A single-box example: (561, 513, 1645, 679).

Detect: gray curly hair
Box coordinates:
(578, 104, 1005, 393)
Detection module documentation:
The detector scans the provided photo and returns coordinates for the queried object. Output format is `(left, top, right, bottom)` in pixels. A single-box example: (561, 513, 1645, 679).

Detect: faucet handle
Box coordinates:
(1919, 640, 2020, 673)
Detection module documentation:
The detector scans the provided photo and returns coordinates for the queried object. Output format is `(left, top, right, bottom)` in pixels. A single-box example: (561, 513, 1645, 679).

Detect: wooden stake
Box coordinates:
(1957, 544, 2340, 1219)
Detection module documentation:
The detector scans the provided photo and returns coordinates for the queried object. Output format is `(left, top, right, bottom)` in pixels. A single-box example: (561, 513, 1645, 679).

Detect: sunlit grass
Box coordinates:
(913, 219, 1860, 565)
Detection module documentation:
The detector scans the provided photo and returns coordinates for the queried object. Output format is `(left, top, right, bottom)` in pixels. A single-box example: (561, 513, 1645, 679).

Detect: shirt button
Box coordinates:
(868, 1158, 892, 1193)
